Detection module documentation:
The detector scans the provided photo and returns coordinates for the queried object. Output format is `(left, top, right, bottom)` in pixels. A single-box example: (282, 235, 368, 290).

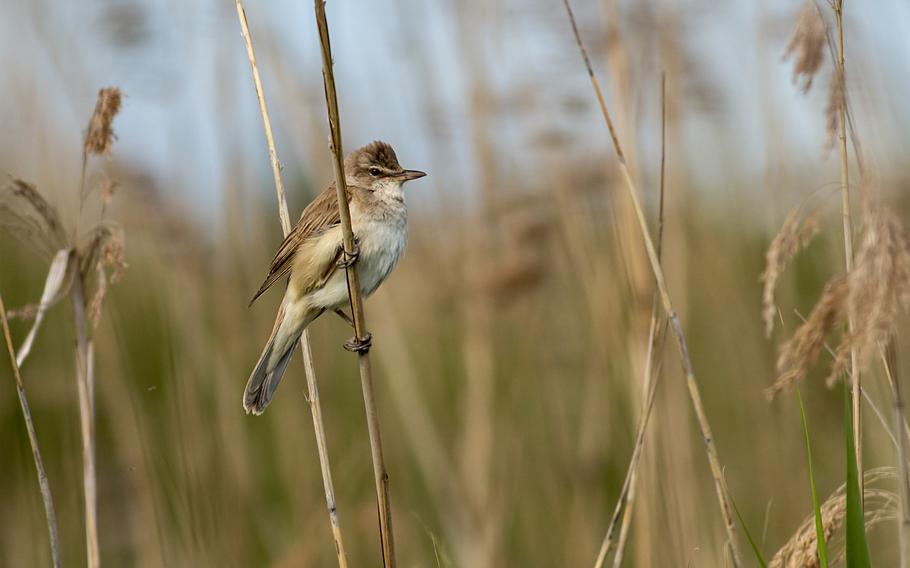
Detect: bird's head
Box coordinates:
(344, 141, 426, 192)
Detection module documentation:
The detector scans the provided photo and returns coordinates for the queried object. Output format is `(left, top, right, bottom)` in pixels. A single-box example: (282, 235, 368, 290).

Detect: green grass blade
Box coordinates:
(797, 387, 828, 568)
(844, 379, 871, 567)
(729, 492, 768, 568)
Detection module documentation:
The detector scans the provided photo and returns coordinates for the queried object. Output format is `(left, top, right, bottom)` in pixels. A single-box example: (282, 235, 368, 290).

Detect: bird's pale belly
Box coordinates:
(305, 218, 407, 310)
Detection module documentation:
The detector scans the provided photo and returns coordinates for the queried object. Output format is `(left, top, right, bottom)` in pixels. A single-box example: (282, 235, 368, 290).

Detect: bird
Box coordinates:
(243, 141, 426, 415)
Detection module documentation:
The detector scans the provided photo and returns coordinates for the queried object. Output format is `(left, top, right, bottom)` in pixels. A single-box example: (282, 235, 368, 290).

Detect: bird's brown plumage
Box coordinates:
(244, 140, 423, 415)
(248, 141, 406, 306)
(248, 184, 351, 305)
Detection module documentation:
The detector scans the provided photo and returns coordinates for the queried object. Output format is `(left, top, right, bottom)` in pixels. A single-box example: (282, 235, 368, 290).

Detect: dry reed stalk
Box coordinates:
(457, 35, 500, 565)
(3, 85, 125, 568)
(0, 293, 61, 568)
(313, 1, 396, 566)
(71, 270, 100, 568)
(75, 85, 124, 568)
(560, 2, 742, 564)
(602, 74, 670, 568)
(831, 0, 863, 492)
(233, 2, 348, 565)
(884, 342, 910, 567)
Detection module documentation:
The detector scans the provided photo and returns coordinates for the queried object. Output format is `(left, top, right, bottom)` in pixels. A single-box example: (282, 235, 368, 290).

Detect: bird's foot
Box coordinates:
(336, 239, 361, 269)
(343, 333, 372, 354)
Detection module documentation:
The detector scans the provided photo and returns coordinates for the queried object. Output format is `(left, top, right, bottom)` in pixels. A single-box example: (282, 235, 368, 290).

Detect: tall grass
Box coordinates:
(3, 0, 910, 566)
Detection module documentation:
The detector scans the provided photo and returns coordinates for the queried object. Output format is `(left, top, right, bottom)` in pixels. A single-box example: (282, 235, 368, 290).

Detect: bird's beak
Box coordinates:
(397, 169, 427, 182)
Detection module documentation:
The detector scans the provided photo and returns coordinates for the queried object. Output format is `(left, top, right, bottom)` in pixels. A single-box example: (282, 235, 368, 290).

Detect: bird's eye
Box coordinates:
(368, 167, 381, 177)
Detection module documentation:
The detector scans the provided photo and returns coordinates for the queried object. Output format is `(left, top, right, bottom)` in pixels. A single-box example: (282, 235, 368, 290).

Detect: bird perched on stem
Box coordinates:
(244, 141, 425, 414)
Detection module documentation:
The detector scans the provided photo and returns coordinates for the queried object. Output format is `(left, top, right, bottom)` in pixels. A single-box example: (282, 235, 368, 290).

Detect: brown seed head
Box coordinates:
(770, 468, 897, 568)
(762, 208, 820, 337)
(769, 275, 847, 398)
(0, 178, 68, 257)
(84, 87, 123, 157)
(78, 222, 127, 329)
(784, 1, 827, 94)
(827, 208, 910, 385)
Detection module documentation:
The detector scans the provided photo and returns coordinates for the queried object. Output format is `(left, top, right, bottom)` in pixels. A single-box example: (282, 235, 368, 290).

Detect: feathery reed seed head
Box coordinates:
(770, 468, 897, 568)
(762, 209, 820, 337)
(784, 2, 827, 94)
(0, 178, 68, 257)
(769, 275, 847, 397)
(826, 207, 910, 384)
(78, 222, 127, 329)
(84, 87, 123, 157)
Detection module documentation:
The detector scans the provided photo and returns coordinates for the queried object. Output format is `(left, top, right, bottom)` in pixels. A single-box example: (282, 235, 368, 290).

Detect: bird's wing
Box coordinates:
(249, 184, 349, 305)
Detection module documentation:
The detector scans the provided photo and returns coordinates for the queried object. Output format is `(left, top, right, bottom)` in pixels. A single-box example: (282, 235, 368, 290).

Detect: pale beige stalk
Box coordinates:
(833, 0, 861, 487)
(560, 1, 742, 564)
(313, 2, 396, 566)
(234, 2, 348, 565)
(0, 294, 60, 568)
(611, 74, 670, 568)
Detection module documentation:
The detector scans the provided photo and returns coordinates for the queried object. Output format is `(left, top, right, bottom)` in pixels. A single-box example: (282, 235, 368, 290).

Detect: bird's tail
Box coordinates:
(243, 301, 321, 415)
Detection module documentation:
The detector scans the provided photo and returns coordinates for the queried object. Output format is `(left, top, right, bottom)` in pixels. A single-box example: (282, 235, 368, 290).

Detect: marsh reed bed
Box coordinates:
(3, 0, 910, 566)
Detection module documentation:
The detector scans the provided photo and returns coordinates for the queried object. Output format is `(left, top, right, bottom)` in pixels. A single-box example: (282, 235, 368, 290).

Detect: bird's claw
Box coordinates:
(337, 240, 361, 269)
(343, 333, 372, 354)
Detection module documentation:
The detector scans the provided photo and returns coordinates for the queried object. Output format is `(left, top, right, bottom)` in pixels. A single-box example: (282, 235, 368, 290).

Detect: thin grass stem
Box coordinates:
(832, 0, 861, 493)
(313, 1, 396, 565)
(884, 342, 910, 568)
(610, 73, 669, 568)
(71, 271, 100, 568)
(560, 2, 742, 564)
(234, 2, 349, 565)
(0, 293, 61, 568)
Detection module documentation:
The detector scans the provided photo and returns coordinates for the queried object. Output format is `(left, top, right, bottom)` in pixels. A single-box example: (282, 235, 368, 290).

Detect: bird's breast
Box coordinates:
(355, 210, 408, 297)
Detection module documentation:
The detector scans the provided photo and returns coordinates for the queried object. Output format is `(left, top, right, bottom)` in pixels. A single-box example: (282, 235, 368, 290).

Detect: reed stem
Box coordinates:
(832, 0, 861, 496)
(561, 2, 741, 564)
(235, 2, 349, 565)
(72, 271, 100, 568)
(314, 1, 396, 565)
(0, 293, 61, 568)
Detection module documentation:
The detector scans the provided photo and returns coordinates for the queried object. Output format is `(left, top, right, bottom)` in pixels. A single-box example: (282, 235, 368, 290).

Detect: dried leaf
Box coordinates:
(15, 249, 75, 368)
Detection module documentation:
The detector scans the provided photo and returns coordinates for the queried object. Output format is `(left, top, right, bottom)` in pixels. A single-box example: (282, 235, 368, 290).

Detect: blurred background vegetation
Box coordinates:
(2, 0, 910, 566)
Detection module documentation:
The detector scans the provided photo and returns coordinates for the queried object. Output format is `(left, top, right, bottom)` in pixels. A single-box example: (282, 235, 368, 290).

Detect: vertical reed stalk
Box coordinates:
(313, 2, 396, 566)
(833, 0, 860, 486)
(594, 75, 669, 568)
(611, 74, 669, 568)
(72, 271, 100, 568)
(561, 2, 742, 564)
(885, 342, 910, 567)
(234, 2, 349, 565)
(1, 293, 61, 568)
